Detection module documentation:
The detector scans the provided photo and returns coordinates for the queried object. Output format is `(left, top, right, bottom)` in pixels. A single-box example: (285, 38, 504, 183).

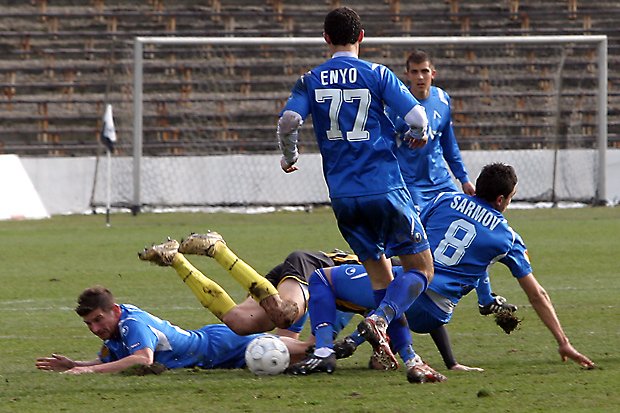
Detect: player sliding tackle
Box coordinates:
(139, 233, 359, 339)
(138, 233, 299, 332)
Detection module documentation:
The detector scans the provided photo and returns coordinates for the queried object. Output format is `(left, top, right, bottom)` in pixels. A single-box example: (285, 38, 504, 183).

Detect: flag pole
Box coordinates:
(106, 148, 112, 227)
(100, 103, 117, 227)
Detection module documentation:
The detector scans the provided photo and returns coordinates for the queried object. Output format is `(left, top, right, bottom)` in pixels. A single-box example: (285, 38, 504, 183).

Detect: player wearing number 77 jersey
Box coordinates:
(277, 6, 434, 375)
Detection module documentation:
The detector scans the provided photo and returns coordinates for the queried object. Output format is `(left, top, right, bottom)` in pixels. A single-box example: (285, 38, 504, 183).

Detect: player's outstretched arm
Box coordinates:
(517, 274, 595, 369)
(36, 353, 107, 372)
(66, 348, 154, 375)
(38, 348, 155, 375)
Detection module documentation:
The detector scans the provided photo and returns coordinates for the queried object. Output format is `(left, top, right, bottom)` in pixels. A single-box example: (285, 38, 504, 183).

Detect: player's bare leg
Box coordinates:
(222, 278, 307, 337)
(179, 232, 298, 329)
(221, 297, 274, 335)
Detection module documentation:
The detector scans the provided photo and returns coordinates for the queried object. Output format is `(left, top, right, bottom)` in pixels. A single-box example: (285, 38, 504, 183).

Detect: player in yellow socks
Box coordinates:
(178, 232, 296, 328)
(138, 235, 299, 335)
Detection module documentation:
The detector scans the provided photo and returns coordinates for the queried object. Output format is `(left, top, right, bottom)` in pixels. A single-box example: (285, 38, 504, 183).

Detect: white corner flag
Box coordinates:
(100, 104, 117, 152)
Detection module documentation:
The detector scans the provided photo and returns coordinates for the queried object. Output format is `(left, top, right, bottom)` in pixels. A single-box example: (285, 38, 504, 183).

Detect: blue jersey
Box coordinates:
(388, 86, 470, 209)
(99, 304, 260, 369)
(281, 52, 420, 199)
(420, 192, 532, 303)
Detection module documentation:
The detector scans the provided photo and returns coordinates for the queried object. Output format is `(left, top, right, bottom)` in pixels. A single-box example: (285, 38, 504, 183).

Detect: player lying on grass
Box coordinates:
(138, 236, 358, 339)
(289, 163, 595, 378)
(35, 286, 309, 374)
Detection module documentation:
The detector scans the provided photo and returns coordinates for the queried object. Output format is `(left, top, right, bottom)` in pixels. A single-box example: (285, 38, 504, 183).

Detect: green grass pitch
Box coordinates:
(0, 207, 618, 412)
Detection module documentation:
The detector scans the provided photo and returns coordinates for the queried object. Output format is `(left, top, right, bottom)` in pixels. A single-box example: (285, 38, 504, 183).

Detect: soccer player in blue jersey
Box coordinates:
(288, 163, 595, 379)
(35, 286, 309, 374)
(277, 6, 433, 376)
(389, 49, 475, 210)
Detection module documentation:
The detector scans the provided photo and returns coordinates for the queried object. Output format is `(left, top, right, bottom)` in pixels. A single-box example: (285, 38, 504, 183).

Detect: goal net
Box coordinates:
(90, 35, 607, 212)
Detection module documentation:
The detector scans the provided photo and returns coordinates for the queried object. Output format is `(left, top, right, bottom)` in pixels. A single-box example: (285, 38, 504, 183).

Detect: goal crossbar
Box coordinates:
(132, 35, 608, 211)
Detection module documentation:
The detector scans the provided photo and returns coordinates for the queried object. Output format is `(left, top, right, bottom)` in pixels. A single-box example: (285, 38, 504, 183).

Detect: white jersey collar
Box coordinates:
(332, 51, 358, 58)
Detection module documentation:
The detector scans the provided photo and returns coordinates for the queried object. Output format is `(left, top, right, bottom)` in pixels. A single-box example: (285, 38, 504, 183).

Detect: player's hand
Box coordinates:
(36, 353, 75, 372)
(63, 366, 96, 375)
(462, 181, 476, 196)
(479, 294, 517, 315)
(403, 125, 429, 149)
(280, 156, 298, 173)
(449, 363, 484, 372)
(558, 341, 596, 369)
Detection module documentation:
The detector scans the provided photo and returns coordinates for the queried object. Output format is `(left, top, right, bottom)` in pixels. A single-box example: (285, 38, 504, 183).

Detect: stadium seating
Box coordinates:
(0, 0, 617, 155)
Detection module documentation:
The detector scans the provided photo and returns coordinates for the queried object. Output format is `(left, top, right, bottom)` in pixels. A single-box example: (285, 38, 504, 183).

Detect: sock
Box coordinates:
(377, 269, 427, 324)
(212, 244, 279, 302)
(314, 325, 335, 354)
(387, 315, 415, 363)
(349, 330, 365, 347)
(332, 311, 355, 337)
(309, 269, 336, 350)
(399, 344, 417, 366)
(371, 289, 388, 320)
(171, 254, 236, 320)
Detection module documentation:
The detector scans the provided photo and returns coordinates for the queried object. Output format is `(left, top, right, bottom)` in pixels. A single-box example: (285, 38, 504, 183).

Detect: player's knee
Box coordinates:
(424, 265, 434, 283)
(222, 312, 253, 335)
(418, 251, 435, 282)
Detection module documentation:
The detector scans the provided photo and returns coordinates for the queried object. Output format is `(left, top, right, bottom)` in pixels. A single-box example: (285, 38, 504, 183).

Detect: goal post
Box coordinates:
(121, 35, 608, 212)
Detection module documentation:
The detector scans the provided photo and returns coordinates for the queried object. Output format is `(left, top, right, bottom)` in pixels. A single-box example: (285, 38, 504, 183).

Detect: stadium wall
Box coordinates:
(18, 150, 620, 217)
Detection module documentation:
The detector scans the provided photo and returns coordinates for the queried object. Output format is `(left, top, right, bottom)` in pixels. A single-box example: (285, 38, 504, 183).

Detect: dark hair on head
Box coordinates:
(324, 7, 363, 46)
(475, 163, 518, 202)
(406, 49, 432, 70)
(75, 285, 115, 316)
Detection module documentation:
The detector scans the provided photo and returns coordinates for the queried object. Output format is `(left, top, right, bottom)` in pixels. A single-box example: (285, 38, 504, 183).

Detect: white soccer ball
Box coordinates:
(245, 334, 290, 376)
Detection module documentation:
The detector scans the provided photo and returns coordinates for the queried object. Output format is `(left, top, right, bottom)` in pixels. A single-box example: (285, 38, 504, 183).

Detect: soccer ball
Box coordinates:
(245, 334, 290, 376)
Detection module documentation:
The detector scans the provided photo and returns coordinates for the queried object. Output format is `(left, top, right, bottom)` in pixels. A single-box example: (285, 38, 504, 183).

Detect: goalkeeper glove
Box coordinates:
(402, 124, 429, 148)
(479, 294, 518, 315)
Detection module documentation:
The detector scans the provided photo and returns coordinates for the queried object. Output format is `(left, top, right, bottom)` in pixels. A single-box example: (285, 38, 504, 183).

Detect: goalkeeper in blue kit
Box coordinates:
(277, 6, 433, 379)
(288, 163, 595, 380)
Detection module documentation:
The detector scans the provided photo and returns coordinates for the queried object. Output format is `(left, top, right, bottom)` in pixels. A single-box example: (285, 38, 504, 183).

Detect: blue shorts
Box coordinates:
(331, 188, 429, 262)
(196, 324, 262, 369)
(413, 182, 458, 211)
(331, 264, 375, 313)
(329, 265, 449, 333)
(404, 293, 452, 333)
